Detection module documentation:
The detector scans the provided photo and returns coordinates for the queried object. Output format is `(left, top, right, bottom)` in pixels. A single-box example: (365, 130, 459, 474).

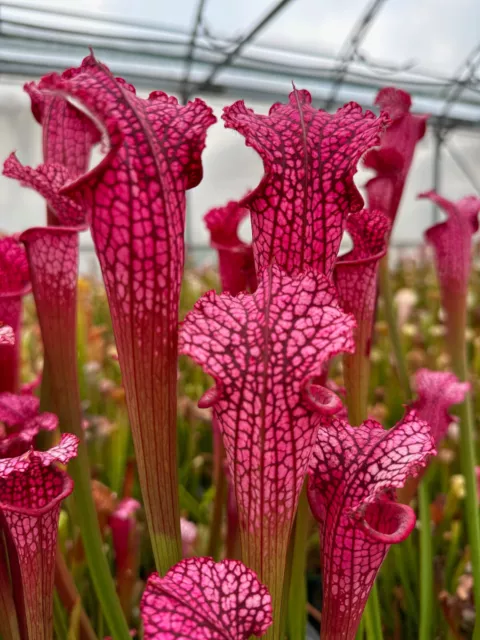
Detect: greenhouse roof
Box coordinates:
(1, 0, 480, 132)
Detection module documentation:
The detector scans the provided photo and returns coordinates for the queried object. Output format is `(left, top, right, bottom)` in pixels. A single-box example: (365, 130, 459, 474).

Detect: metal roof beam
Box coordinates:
(181, 0, 207, 103)
(445, 139, 480, 194)
(324, 0, 388, 110)
(195, 0, 296, 92)
(1, 57, 478, 130)
(438, 42, 480, 132)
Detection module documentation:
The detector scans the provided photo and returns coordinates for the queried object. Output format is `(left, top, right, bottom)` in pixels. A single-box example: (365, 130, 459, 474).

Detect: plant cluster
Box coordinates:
(0, 53, 479, 640)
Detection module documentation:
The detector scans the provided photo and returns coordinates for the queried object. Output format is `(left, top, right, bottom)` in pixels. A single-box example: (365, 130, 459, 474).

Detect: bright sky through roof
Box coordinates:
(23, 0, 480, 77)
(0, 0, 479, 269)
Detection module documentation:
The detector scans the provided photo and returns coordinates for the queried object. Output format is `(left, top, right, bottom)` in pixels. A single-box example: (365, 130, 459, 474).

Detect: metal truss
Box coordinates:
(193, 0, 295, 93)
(1, 0, 480, 235)
(0, 0, 479, 131)
(438, 43, 480, 135)
(181, 0, 207, 104)
(323, 0, 388, 110)
(428, 43, 480, 220)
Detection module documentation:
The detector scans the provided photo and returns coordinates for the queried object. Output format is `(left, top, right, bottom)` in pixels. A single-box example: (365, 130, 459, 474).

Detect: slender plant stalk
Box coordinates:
(41, 341, 130, 639)
(379, 252, 438, 640)
(108, 410, 131, 497)
(355, 617, 365, 639)
(364, 586, 383, 640)
(286, 483, 310, 640)
(378, 256, 410, 401)
(53, 591, 68, 640)
(445, 521, 462, 589)
(346, 337, 384, 640)
(67, 599, 83, 640)
(0, 534, 20, 640)
(391, 545, 417, 621)
(21, 227, 131, 639)
(343, 321, 371, 424)
(60, 421, 131, 638)
(418, 482, 433, 640)
(225, 485, 240, 560)
(207, 430, 227, 559)
(280, 525, 295, 640)
(54, 546, 98, 640)
(445, 296, 480, 638)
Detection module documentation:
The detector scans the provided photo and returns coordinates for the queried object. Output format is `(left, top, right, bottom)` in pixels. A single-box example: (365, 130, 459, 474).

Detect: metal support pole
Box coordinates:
(432, 127, 444, 224)
(196, 0, 295, 93)
(181, 0, 207, 104)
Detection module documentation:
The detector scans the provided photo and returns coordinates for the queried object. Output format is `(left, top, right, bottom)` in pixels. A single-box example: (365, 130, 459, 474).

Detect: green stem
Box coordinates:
(62, 423, 130, 639)
(445, 520, 462, 590)
(452, 385, 480, 632)
(53, 591, 68, 640)
(391, 545, 417, 621)
(378, 256, 411, 400)
(445, 295, 480, 638)
(54, 546, 98, 640)
(280, 523, 295, 640)
(343, 321, 371, 424)
(23, 228, 131, 640)
(207, 429, 227, 559)
(364, 586, 383, 640)
(380, 256, 437, 640)
(418, 482, 434, 640)
(39, 364, 129, 638)
(355, 616, 365, 639)
(345, 322, 384, 640)
(67, 598, 83, 640)
(0, 533, 20, 640)
(108, 409, 131, 497)
(286, 484, 310, 640)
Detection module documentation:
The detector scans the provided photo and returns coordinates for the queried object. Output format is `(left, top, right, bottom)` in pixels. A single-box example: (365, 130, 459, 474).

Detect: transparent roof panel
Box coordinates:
(5, 0, 479, 106)
(202, 0, 275, 40)
(0, 0, 479, 260)
(362, 0, 480, 77)
(246, 0, 365, 56)
(23, 0, 199, 31)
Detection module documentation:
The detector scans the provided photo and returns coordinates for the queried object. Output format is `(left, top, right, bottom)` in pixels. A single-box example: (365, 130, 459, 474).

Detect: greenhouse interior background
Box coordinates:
(0, 0, 479, 272)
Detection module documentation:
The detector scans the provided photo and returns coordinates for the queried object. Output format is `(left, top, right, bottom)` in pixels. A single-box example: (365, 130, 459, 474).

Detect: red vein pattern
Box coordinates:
(141, 557, 272, 640)
(25, 77, 100, 225)
(20, 227, 79, 329)
(0, 392, 57, 458)
(223, 90, 387, 276)
(307, 411, 435, 640)
(334, 209, 390, 420)
(0, 237, 31, 393)
(19, 226, 83, 449)
(400, 369, 469, 503)
(38, 53, 216, 571)
(420, 191, 480, 299)
(3, 154, 85, 226)
(203, 199, 254, 569)
(335, 209, 390, 334)
(0, 433, 78, 640)
(365, 88, 428, 232)
(180, 264, 355, 636)
(204, 200, 257, 295)
(411, 368, 469, 446)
